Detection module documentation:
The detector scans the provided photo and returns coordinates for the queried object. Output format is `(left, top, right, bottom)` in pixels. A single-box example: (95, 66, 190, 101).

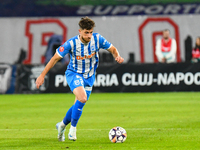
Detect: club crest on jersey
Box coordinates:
(76, 52, 96, 60)
(59, 47, 64, 52)
(91, 45, 95, 51)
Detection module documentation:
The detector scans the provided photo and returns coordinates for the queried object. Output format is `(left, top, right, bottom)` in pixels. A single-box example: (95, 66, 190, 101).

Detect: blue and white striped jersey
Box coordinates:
(56, 33, 112, 78)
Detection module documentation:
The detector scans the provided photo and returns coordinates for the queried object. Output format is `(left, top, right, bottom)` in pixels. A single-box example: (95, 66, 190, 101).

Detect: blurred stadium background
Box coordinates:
(1, 1, 200, 150)
(1, 0, 200, 94)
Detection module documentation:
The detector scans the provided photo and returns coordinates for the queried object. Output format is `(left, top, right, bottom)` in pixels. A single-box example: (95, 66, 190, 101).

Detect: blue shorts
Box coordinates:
(65, 70, 95, 100)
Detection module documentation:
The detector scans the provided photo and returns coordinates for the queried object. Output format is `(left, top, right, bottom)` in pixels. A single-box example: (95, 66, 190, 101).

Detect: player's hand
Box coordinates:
(35, 75, 44, 89)
(115, 56, 124, 64)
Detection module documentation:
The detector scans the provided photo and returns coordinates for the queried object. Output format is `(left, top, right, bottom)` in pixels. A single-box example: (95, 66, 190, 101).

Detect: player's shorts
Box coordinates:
(65, 70, 95, 100)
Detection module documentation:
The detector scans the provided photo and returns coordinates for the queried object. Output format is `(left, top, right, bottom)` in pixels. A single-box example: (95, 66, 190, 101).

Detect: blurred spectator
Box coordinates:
(156, 29, 177, 63)
(44, 35, 69, 65)
(191, 37, 200, 63)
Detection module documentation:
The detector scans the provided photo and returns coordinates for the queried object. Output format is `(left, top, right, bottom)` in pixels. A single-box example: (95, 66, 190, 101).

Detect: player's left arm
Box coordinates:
(108, 45, 124, 64)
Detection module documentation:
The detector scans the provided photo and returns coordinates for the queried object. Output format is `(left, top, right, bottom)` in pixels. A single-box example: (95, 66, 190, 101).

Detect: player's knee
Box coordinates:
(79, 95, 87, 103)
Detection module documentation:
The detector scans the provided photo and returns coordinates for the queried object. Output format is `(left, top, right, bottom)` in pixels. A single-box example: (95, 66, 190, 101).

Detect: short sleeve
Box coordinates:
(99, 34, 112, 50)
(56, 41, 71, 58)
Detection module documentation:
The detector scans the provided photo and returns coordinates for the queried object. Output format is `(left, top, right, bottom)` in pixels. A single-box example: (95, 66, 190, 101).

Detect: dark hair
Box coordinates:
(163, 29, 170, 33)
(79, 16, 95, 30)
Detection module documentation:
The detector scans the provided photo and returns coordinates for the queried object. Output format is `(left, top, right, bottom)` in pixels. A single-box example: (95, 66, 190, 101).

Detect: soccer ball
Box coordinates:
(109, 126, 127, 143)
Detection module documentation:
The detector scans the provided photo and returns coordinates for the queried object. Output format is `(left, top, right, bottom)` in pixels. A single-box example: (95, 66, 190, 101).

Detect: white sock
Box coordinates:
(60, 121, 66, 128)
(70, 125, 76, 131)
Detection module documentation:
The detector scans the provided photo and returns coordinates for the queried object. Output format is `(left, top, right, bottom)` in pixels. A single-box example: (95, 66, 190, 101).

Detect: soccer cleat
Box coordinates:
(56, 122, 66, 142)
(68, 126, 77, 141)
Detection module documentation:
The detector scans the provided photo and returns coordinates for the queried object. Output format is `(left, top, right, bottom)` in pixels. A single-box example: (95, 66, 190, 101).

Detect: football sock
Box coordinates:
(63, 105, 74, 125)
(69, 125, 76, 132)
(60, 120, 66, 128)
(71, 100, 85, 127)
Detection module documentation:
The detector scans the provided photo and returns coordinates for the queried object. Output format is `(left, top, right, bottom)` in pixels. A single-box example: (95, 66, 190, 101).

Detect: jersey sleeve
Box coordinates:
(99, 34, 112, 50)
(56, 41, 71, 58)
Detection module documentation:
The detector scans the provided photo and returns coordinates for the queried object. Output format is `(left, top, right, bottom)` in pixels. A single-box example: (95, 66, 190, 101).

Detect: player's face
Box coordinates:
(163, 31, 170, 40)
(79, 28, 93, 43)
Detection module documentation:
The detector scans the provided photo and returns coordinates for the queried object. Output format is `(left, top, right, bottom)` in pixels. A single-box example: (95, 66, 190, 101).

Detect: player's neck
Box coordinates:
(79, 35, 88, 44)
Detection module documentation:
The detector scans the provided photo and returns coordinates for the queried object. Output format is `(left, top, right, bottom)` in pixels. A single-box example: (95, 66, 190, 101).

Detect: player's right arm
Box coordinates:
(36, 52, 61, 89)
(36, 40, 71, 89)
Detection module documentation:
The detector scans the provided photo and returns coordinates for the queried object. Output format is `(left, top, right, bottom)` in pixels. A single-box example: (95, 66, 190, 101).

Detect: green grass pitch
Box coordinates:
(0, 92, 200, 150)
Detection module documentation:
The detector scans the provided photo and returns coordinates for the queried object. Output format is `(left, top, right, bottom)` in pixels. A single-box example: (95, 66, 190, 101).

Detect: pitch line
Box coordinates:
(0, 128, 189, 131)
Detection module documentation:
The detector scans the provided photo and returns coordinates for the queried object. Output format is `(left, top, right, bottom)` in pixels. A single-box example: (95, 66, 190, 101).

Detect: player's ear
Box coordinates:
(78, 29, 82, 34)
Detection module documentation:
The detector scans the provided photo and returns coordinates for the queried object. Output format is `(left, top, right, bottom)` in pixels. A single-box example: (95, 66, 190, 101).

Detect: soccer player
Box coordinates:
(35, 17, 124, 141)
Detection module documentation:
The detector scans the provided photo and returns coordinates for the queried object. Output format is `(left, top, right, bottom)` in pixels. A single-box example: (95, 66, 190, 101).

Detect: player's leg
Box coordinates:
(68, 86, 87, 141)
(62, 94, 78, 127)
(68, 86, 92, 141)
(58, 71, 94, 141)
(56, 100, 75, 141)
(59, 91, 78, 128)
(56, 103, 74, 141)
(56, 71, 82, 141)
(63, 105, 74, 125)
(72, 86, 87, 126)
(56, 106, 74, 141)
(56, 121, 66, 141)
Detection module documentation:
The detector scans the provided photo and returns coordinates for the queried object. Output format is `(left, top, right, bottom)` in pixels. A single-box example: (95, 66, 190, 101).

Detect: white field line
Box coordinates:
(0, 128, 189, 131)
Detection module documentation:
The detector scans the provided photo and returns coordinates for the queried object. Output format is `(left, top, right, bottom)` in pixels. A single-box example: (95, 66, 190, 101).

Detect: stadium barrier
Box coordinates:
(14, 62, 200, 93)
(0, 64, 16, 94)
